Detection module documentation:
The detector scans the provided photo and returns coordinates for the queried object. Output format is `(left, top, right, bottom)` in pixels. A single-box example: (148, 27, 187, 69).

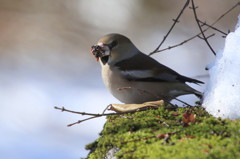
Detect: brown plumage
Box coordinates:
(92, 33, 204, 104)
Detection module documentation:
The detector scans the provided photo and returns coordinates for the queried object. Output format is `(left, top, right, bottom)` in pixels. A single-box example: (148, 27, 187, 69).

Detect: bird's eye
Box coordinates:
(109, 40, 118, 49)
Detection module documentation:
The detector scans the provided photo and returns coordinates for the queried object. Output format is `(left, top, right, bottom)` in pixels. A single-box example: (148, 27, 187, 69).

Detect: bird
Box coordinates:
(91, 33, 204, 104)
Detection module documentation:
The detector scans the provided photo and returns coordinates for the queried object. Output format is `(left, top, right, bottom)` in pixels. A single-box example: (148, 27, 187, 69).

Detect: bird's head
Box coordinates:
(91, 33, 138, 65)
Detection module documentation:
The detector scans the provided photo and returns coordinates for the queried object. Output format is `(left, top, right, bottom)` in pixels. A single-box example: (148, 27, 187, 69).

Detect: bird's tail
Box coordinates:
(194, 90, 203, 99)
(178, 75, 204, 85)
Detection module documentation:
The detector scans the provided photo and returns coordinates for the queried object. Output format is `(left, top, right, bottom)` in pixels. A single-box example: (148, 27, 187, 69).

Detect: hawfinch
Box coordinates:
(91, 33, 203, 104)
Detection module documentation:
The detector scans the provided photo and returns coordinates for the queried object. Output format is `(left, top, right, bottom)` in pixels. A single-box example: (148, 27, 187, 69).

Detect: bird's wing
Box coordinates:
(114, 53, 204, 84)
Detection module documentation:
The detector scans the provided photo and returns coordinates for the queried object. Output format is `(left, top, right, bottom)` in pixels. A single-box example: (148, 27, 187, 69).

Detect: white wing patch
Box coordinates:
(121, 70, 153, 79)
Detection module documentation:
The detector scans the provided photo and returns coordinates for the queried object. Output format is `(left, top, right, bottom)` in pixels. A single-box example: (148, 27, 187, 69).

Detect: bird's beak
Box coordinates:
(91, 43, 110, 61)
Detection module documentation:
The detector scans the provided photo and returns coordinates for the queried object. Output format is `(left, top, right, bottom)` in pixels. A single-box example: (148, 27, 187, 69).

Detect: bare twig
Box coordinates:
(102, 105, 111, 114)
(199, 20, 228, 36)
(154, 35, 197, 53)
(149, 0, 190, 56)
(54, 106, 162, 126)
(211, 2, 240, 26)
(54, 106, 123, 126)
(54, 106, 107, 116)
(54, 106, 126, 117)
(67, 116, 100, 127)
(197, 33, 215, 40)
(55, 96, 195, 126)
(191, 0, 216, 55)
(151, 1, 239, 54)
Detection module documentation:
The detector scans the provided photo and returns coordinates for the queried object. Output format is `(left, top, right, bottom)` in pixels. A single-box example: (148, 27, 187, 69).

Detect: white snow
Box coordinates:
(203, 15, 240, 119)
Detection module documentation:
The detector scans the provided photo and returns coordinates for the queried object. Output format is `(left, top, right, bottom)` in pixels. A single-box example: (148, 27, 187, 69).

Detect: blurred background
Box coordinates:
(0, 0, 239, 158)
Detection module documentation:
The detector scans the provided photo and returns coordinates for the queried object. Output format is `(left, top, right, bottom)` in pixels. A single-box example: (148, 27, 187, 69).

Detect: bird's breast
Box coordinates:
(101, 64, 112, 88)
(101, 64, 125, 90)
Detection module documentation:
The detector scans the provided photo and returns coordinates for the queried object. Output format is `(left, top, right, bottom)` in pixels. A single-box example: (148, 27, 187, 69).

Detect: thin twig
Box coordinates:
(67, 116, 100, 127)
(54, 106, 125, 117)
(198, 20, 228, 36)
(191, 0, 216, 55)
(55, 106, 105, 116)
(55, 106, 133, 127)
(102, 105, 111, 114)
(151, 1, 239, 54)
(211, 2, 240, 26)
(55, 106, 163, 126)
(154, 35, 197, 53)
(197, 33, 215, 40)
(149, 0, 190, 56)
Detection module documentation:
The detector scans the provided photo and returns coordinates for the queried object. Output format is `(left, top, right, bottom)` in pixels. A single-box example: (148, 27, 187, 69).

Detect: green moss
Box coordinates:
(86, 106, 240, 159)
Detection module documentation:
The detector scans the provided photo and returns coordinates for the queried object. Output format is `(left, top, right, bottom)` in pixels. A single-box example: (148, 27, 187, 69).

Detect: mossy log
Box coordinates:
(86, 105, 240, 159)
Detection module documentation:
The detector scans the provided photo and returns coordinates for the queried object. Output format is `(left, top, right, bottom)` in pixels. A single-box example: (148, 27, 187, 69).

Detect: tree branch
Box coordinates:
(149, 0, 190, 56)
(150, 1, 239, 54)
(191, 0, 216, 55)
(198, 20, 228, 36)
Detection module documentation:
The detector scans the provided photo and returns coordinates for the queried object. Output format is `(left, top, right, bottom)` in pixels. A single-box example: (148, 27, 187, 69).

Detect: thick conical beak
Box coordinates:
(91, 43, 110, 61)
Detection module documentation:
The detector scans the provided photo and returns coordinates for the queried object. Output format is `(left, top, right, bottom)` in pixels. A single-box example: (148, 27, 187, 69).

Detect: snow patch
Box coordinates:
(203, 15, 240, 119)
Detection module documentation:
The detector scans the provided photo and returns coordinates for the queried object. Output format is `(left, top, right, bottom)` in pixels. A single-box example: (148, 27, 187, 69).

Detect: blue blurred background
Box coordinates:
(0, 0, 239, 158)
